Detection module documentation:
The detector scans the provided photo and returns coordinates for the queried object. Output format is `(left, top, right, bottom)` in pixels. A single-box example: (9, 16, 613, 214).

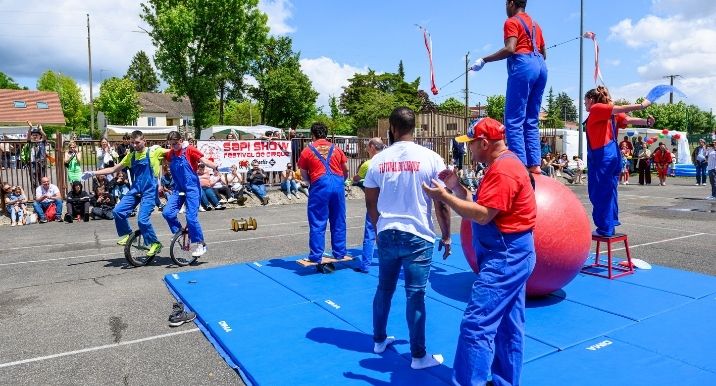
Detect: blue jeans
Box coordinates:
(281, 180, 298, 195)
(200, 187, 220, 208)
(373, 229, 434, 358)
(709, 169, 716, 197)
(250, 184, 267, 200)
(695, 161, 708, 184)
(33, 199, 63, 221)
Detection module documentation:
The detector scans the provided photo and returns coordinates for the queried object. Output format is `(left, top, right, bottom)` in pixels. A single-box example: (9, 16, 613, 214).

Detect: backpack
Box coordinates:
(45, 202, 57, 220)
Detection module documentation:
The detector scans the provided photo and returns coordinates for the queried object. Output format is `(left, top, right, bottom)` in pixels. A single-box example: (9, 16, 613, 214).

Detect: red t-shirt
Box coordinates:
(586, 104, 628, 150)
(504, 13, 545, 55)
(166, 146, 204, 172)
(297, 139, 348, 183)
(477, 154, 536, 233)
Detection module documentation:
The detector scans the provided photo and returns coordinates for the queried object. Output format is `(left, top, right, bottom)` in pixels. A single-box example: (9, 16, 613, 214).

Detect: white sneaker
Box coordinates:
(706, 196, 716, 200)
(218, 198, 227, 204)
(199, 206, 206, 212)
(695, 183, 701, 186)
(11, 222, 16, 227)
(227, 197, 237, 203)
(191, 244, 207, 257)
(286, 194, 292, 200)
(556, 171, 562, 177)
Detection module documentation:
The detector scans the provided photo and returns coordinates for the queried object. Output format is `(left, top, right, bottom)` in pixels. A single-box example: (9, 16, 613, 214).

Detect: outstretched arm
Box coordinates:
(483, 37, 517, 63)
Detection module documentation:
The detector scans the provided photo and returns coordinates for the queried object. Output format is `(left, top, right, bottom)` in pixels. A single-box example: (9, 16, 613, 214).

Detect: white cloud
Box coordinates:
(299, 57, 367, 110)
(259, 0, 295, 35)
(608, 0, 716, 109)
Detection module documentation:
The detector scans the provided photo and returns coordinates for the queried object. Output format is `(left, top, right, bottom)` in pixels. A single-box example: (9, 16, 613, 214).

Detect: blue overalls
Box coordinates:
(504, 15, 548, 168)
(112, 149, 159, 245)
(162, 148, 204, 243)
(586, 115, 622, 237)
(306, 144, 347, 262)
(453, 152, 536, 386)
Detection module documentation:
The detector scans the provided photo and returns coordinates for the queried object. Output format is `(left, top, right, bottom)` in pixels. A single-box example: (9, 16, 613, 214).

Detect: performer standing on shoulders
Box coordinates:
(583, 86, 653, 237)
(470, 0, 547, 173)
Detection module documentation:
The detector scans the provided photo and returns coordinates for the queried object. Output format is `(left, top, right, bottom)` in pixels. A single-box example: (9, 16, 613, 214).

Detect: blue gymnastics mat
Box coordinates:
(165, 241, 716, 385)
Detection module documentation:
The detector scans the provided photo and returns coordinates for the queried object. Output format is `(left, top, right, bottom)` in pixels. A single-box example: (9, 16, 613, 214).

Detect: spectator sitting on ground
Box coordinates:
(210, 169, 233, 203)
(541, 153, 556, 178)
(293, 167, 309, 196)
(553, 153, 569, 177)
(246, 160, 269, 205)
(567, 155, 586, 184)
(197, 163, 225, 210)
(462, 164, 478, 190)
(223, 164, 247, 205)
(64, 180, 91, 223)
(281, 162, 299, 199)
(91, 185, 115, 220)
(33, 177, 63, 223)
(1, 183, 11, 216)
(6, 185, 27, 226)
(111, 173, 130, 202)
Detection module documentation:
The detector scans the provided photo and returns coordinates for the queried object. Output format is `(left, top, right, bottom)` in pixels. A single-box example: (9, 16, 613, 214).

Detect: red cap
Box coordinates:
(455, 118, 505, 142)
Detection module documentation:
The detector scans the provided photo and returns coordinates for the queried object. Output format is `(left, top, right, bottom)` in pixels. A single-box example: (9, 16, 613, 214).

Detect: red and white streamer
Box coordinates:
(583, 31, 605, 85)
(419, 26, 439, 95)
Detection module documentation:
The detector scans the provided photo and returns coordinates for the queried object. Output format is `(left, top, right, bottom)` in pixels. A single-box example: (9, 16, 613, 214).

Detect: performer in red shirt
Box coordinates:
(584, 86, 654, 236)
(423, 118, 536, 385)
(470, 0, 547, 174)
(652, 142, 673, 186)
(297, 123, 350, 264)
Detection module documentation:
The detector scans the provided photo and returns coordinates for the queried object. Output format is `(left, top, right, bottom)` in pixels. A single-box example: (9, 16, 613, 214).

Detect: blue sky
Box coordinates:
(1, 0, 714, 117)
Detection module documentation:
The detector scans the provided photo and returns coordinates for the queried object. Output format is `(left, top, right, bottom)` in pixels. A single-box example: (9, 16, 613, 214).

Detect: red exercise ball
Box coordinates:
(460, 174, 592, 297)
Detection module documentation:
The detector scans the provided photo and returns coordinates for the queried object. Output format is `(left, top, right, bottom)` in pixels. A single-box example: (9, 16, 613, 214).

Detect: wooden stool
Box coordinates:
(581, 233, 634, 279)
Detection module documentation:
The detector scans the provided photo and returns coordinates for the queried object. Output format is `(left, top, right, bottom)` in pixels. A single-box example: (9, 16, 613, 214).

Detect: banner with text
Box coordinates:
(196, 140, 291, 173)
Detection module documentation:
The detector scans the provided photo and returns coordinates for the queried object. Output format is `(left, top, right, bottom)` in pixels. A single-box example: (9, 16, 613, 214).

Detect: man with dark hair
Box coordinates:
(470, 0, 547, 174)
(83, 130, 166, 257)
(298, 122, 349, 266)
(365, 107, 452, 370)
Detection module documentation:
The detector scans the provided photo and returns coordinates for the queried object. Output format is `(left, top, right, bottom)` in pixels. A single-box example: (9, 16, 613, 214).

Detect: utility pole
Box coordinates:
(577, 0, 584, 159)
(87, 14, 94, 138)
(663, 74, 681, 104)
(464, 52, 470, 128)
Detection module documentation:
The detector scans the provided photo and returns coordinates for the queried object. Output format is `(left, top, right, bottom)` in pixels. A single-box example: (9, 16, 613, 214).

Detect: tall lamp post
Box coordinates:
(577, 0, 584, 159)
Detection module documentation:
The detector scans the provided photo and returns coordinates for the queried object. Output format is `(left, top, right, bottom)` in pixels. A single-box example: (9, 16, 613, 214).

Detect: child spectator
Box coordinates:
(65, 180, 91, 223)
(111, 174, 130, 202)
(6, 186, 27, 226)
(91, 185, 115, 220)
(620, 142, 632, 185)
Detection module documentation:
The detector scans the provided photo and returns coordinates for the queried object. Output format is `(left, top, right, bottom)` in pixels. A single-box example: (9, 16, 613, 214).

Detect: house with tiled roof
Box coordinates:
(0, 89, 65, 126)
(97, 92, 193, 130)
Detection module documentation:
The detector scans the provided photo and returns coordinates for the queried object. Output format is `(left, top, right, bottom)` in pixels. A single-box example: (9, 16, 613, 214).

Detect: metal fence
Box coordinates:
(1, 135, 491, 208)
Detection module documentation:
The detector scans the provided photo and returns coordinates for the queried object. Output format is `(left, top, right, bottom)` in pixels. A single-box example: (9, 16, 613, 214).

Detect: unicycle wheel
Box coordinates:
(124, 230, 155, 267)
(170, 229, 197, 266)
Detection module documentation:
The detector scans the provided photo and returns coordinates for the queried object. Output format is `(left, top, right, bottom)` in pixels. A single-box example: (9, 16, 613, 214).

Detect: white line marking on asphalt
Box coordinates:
(1, 216, 367, 252)
(610, 233, 706, 252)
(619, 222, 715, 236)
(0, 328, 199, 369)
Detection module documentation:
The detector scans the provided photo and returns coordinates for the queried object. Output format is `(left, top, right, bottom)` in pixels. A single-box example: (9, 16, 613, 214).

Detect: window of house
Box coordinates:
(147, 117, 156, 126)
(13, 101, 26, 108)
(446, 123, 458, 131)
(36, 101, 49, 109)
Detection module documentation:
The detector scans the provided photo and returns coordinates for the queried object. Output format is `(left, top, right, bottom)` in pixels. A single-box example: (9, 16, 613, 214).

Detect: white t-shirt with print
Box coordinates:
(364, 141, 446, 243)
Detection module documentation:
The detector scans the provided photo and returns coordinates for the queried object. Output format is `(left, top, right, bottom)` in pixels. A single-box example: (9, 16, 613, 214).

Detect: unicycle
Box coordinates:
(124, 230, 157, 267)
(169, 226, 198, 266)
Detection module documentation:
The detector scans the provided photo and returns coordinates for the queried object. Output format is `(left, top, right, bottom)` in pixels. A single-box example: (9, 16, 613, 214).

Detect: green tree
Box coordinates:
(125, 50, 160, 92)
(94, 77, 141, 125)
(543, 87, 564, 128)
(327, 95, 354, 134)
(340, 65, 421, 128)
(0, 72, 26, 90)
(141, 0, 269, 137)
(249, 36, 317, 128)
(222, 100, 260, 126)
(438, 97, 465, 115)
(485, 95, 505, 121)
(418, 89, 437, 112)
(260, 65, 318, 128)
(630, 99, 715, 134)
(37, 70, 84, 130)
(555, 92, 577, 122)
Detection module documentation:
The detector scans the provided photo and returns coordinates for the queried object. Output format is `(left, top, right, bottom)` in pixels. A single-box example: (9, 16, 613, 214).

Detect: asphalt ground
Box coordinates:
(0, 178, 714, 385)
